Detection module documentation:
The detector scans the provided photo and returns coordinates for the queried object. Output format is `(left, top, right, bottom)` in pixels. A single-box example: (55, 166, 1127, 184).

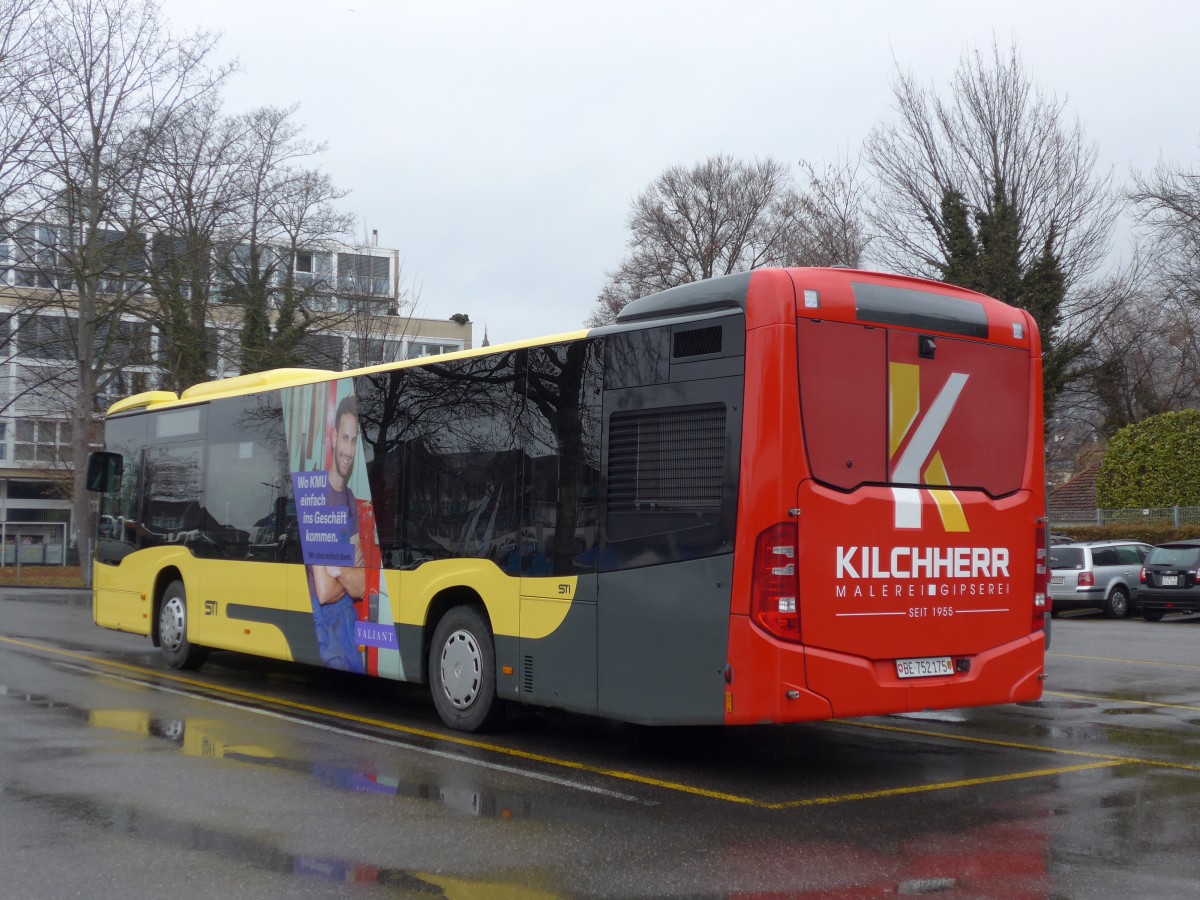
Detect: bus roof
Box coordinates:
(105, 329, 590, 417)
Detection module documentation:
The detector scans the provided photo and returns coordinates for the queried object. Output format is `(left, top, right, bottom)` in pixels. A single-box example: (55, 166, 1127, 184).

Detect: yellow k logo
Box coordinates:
(888, 362, 970, 533)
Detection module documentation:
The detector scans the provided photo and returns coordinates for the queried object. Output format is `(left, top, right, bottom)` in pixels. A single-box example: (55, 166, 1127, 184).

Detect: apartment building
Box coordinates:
(0, 229, 471, 560)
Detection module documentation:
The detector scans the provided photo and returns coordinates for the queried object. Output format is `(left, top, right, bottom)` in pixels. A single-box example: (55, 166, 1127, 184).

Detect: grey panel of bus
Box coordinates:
(599, 375, 743, 571)
(225, 604, 320, 664)
(614, 271, 752, 323)
(516, 575, 598, 716)
(596, 554, 733, 724)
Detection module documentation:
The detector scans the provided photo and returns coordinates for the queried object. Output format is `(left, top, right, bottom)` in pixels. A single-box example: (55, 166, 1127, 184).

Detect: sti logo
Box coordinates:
(889, 362, 969, 533)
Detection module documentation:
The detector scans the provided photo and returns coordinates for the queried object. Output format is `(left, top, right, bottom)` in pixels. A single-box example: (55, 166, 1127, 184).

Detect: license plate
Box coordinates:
(1161, 575, 1179, 586)
(895, 656, 954, 679)
(1050, 576, 1064, 585)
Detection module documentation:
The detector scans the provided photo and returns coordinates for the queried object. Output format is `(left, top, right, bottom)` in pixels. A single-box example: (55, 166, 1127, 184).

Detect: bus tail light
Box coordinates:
(752, 523, 801, 642)
(1033, 519, 1049, 632)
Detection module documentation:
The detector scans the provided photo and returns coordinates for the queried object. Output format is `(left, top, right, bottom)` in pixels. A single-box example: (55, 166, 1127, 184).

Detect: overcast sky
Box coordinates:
(157, 0, 1198, 348)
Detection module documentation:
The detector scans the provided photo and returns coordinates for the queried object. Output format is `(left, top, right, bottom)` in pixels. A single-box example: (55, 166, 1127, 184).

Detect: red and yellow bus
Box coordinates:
(88, 267, 1048, 731)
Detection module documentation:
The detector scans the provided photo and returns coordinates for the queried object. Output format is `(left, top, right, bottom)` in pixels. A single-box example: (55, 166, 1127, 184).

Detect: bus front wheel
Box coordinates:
(429, 605, 504, 732)
(158, 580, 209, 670)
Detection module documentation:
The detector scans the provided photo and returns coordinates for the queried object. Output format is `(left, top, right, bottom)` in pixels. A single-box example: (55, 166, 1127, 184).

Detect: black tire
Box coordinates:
(158, 580, 209, 670)
(1141, 608, 1165, 622)
(429, 605, 504, 732)
(1104, 586, 1130, 619)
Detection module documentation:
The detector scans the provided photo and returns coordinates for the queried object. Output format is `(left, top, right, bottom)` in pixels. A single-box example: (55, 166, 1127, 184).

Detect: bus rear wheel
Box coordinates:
(158, 580, 209, 670)
(429, 605, 504, 732)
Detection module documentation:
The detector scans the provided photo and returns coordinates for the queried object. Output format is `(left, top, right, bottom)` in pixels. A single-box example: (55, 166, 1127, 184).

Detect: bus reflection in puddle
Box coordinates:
(89, 708, 531, 821)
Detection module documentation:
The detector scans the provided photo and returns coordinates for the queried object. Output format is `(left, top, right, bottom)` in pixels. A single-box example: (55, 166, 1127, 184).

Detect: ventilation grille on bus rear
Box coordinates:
(523, 656, 534, 694)
(673, 326, 722, 358)
(608, 404, 726, 512)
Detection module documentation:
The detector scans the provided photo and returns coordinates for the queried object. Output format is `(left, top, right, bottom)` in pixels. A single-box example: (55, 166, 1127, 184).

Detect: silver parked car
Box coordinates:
(1048, 540, 1153, 619)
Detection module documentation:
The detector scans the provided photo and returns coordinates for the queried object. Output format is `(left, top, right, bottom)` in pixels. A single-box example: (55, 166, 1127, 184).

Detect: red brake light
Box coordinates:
(752, 523, 801, 642)
(1077, 571, 1094, 587)
(1140, 567, 1147, 584)
(1033, 520, 1049, 631)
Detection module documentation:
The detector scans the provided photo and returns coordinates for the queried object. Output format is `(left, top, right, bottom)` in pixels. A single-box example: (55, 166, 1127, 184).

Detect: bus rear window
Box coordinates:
(797, 321, 1030, 496)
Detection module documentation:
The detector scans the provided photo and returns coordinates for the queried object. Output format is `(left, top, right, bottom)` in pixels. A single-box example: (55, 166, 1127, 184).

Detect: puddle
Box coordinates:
(1, 681, 537, 822)
(7, 783, 529, 894)
(1017, 699, 1095, 710)
(1102, 707, 1159, 716)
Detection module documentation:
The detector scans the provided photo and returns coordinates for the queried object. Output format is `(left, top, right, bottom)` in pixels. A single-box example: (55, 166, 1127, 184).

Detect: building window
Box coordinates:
(14, 419, 71, 465)
(337, 252, 389, 296)
(406, 341, 462, 360)
(362, 338, 403, 365)
(0, 421, 6, 460)
(16, 314, 75, 360)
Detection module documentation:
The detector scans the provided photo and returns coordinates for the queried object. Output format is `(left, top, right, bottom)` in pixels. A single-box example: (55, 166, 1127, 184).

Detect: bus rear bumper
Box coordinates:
(724, 615, 1044, 724)
(804, 633, 1045, 718)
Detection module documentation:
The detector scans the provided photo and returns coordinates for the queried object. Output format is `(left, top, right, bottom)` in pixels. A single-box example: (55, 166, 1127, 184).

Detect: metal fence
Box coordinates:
(1054, 507, 1200, 528)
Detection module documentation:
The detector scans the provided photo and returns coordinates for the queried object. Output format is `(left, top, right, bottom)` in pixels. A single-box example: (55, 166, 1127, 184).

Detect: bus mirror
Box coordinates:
(86, 452, 123, 493)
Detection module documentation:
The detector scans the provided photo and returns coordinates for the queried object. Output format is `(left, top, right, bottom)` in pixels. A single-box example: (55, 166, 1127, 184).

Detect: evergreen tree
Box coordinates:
(937, 184, 1074, 420)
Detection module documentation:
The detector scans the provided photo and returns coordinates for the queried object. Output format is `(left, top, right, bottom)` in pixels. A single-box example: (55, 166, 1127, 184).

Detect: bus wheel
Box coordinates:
(429, 605, 504, 732)
(158, 580, 209, 670)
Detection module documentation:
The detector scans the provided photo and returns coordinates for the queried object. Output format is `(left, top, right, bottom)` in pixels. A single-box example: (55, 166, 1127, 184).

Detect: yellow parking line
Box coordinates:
(0, 636, 758, 806)
(1049, 652, 1200, 670)
(1044, 689, 1200, 714)
(839, 719, 1200, 774)
(769, 761, 1124, 809)
(7, 636, 1198, 809)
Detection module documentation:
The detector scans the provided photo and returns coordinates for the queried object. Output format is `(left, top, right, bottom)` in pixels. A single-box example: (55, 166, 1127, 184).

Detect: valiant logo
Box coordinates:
(889, 363, 969, 533)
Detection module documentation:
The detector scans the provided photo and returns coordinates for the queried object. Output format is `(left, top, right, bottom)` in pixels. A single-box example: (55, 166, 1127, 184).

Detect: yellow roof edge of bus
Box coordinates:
(107, 391, 180, 415)
(348, 328, 594, 377)
(179, 368, 338, 403)
(106, 332, 595, 415)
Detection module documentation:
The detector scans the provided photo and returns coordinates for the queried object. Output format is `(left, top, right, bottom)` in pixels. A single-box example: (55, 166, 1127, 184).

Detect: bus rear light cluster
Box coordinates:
(1033, 520, 1049, 632)
(752, 523, 801, 642)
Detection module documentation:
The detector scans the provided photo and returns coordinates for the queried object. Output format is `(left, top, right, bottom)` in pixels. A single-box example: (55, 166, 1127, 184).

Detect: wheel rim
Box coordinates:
(160, 595, 186, 652)
(439, 629, 482, 710)
(1112, 591, 1127, 616)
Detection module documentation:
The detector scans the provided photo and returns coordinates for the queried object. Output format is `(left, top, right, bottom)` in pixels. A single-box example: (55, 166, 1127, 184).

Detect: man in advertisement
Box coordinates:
(307, 394, 367, 673)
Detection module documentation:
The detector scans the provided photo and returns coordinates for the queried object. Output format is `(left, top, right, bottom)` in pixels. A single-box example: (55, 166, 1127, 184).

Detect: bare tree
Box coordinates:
(589, 154, 867, 325)
(139, 95, 246, 391)
(1052, 249, 1200, 448)
(18, 0, 227, 575)
(207, 104, 358, 373)
(342, 246, 422, 370)
(781, 156, 871, 271)
(1131, 144, 1200, 304)
(865, 41, 1120, 289)
(864, 40, 1123, 424)
(0, 0, 45, 229)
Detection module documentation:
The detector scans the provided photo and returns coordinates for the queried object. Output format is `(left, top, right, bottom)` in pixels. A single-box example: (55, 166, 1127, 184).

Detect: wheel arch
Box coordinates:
(421, 585, 489, 684)
(150, 566, 185, 648)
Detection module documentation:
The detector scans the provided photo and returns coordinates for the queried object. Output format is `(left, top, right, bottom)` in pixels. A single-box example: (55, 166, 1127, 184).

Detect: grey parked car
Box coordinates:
(1048, 540, 1153, 618)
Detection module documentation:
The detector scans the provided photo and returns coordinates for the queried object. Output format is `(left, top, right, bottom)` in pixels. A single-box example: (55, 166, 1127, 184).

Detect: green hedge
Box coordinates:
(1052, 524, 1200, 545)
(1097, 410, 1200, 508)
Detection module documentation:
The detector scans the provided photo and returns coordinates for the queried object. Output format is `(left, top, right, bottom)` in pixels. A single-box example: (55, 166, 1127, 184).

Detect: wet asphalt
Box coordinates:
(2, 588, 1198, 898)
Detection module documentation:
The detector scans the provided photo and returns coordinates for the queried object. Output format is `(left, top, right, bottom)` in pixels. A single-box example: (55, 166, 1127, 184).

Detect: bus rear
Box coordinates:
(725, 268, 1047, 723)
